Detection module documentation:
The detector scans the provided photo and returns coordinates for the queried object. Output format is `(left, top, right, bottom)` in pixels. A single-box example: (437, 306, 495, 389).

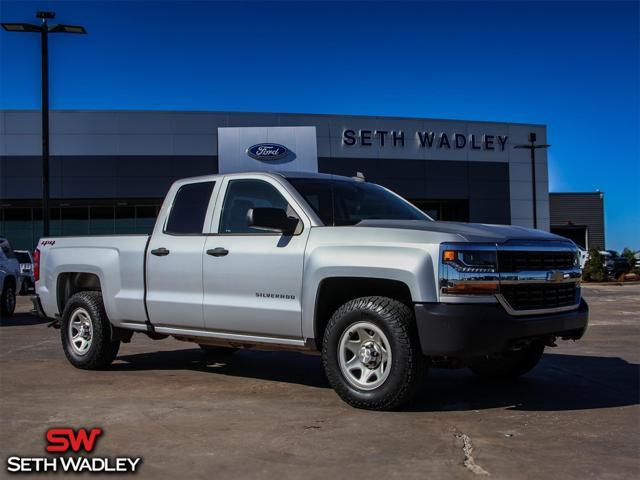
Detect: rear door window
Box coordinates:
(164, 182, 215, 235)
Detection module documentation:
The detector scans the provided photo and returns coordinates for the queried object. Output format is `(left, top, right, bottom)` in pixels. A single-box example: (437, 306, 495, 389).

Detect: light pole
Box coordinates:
(514, 132, 550, 229)
(2, 11, 86, 237)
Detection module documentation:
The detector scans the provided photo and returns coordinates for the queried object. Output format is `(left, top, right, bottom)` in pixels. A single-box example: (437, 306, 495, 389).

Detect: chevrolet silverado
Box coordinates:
(32, 171, 588, 410)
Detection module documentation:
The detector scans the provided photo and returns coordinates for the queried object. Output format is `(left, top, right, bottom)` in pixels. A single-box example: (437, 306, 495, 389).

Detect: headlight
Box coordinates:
(440, 244, 499, 295)
(442, 249, 497, 273)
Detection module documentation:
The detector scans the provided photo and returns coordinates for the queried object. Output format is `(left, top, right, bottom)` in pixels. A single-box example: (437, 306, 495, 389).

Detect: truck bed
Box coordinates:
(36, 235, 150, 325)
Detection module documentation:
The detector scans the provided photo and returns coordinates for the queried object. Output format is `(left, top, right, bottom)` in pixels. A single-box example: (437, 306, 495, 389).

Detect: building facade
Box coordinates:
(0, 110, 550, 250)
(550, 192, 605, 250)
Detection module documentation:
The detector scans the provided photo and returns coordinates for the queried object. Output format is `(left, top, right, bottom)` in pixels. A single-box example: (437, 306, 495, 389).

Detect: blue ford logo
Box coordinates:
(246, 143, 289, 161)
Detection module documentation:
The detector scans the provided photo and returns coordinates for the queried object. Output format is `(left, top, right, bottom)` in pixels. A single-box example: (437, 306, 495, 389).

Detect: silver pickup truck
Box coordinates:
(33, 171, 588, 410)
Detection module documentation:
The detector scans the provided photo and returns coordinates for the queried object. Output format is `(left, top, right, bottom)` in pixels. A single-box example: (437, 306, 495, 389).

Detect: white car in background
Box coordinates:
(576, 245, 589, 269)
(0, 236, 22, 317)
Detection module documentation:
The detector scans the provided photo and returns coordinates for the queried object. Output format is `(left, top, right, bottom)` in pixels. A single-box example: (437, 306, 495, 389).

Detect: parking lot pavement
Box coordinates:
(1, 285, 638, 479)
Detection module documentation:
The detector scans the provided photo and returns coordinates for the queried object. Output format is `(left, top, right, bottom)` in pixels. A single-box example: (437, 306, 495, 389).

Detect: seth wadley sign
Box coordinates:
(343, 129, 508, 151)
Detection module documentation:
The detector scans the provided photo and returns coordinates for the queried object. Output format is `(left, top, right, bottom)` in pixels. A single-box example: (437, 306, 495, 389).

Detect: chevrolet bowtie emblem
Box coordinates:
(546, 270, 566, 283)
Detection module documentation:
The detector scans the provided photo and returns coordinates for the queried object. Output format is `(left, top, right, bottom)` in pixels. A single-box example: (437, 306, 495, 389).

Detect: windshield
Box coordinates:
(14, 251, 31, 263)
(288, 178, 431, 226)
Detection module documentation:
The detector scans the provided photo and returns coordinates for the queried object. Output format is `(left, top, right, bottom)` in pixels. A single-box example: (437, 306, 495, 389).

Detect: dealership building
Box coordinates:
(1, 110, 557, 250)
(550, 192, 606, 250)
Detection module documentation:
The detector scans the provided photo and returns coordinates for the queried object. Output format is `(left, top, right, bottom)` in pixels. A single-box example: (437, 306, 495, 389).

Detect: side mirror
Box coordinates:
(246, 208, 299, 234)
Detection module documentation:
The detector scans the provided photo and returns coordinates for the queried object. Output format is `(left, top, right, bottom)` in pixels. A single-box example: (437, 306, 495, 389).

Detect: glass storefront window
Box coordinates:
(410, 199, 470, 222)
(0, 200, 162, 250)
(2, 208, 33, 251)
(90, 206, 115, 235)
(32, 207, 62, 239)
(135, 206, 158, 234)
(115, 206, 136, 234)
(61, 207, 89, 236)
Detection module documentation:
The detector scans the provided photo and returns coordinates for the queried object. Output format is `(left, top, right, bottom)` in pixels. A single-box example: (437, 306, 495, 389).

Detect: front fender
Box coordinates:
(301, 244, 438, 340)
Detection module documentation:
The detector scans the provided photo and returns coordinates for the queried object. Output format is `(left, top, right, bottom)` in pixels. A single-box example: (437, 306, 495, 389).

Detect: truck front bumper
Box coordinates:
(415, 298, 588, 358)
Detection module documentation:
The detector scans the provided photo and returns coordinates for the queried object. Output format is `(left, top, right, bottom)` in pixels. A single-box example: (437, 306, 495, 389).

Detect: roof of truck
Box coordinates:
(274, 171, 357, 181)
(172, 171, 361, 186)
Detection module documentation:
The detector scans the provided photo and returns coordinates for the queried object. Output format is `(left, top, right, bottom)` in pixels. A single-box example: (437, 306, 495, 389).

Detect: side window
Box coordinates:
(164, 182, 215, 235)
(219, 180, 292, 234)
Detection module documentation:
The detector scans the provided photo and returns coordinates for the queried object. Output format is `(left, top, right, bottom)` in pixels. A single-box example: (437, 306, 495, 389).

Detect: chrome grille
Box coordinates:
(498, 251, 575, 271)
(500, 283, 578, 311)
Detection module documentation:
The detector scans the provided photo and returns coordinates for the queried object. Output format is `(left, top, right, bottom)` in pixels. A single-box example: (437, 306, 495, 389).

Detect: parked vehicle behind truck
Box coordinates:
(14, 250, 35, 295)
(1, 236, 22, 317)
(32, 172, 588, 409)
(599, 250, 631, 280)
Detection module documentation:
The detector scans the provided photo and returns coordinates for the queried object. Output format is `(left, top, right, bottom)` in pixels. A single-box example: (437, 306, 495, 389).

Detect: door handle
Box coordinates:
(206, 247, 229, 257)
(150, 247, 170, 256)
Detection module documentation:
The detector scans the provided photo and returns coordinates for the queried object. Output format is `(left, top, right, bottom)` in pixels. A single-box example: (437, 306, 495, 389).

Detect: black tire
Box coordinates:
(469, 341, 545, 380)
(322, 296, 426, 410)
(61, 291, 120, 370)
(198, 344, 238, 355)
(1, 281, 16, 317)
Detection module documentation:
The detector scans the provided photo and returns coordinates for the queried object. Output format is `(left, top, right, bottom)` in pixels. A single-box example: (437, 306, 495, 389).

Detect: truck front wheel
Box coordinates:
(469, 341, 545, 380)
(61, 292, 120, 370)
(322, 296, 425, 410)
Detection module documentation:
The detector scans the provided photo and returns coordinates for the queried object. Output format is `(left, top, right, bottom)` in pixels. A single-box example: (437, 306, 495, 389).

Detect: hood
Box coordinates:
(356, 220, 569, 244)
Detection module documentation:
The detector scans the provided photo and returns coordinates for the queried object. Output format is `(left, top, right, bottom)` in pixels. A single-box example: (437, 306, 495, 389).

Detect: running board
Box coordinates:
(152, 326, 313, 353)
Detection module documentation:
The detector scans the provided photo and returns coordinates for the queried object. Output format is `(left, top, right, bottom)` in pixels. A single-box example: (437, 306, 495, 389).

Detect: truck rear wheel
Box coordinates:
(469, 341, 545, 380)
(61, 292, 120, 370)
(322, 296, 425, 410)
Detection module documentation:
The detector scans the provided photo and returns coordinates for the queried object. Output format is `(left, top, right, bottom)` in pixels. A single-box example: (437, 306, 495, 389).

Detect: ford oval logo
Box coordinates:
(246, 143, 289, 161)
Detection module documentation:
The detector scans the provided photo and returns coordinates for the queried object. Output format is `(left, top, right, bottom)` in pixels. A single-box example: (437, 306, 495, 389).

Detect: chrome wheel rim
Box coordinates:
(69, 308, 93, 356)
(338, 321, 392, 391)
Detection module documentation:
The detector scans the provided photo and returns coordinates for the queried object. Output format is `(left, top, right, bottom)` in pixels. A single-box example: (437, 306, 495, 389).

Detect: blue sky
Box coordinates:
(1, 1, 638, 250)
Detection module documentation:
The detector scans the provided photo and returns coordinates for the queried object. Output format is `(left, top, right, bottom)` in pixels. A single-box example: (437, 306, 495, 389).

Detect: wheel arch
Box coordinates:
(56, 272, 102, 315)
(3, 274, 16, 290)
(310, 276, 413, 351)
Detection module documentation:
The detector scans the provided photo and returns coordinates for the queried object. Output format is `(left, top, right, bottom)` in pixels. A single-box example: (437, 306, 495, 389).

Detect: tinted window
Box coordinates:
(14, 251, 31, 263)
(289, 179, 430, 226)
(165, 182, 215, 235)
(219, 180, 290, 234)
